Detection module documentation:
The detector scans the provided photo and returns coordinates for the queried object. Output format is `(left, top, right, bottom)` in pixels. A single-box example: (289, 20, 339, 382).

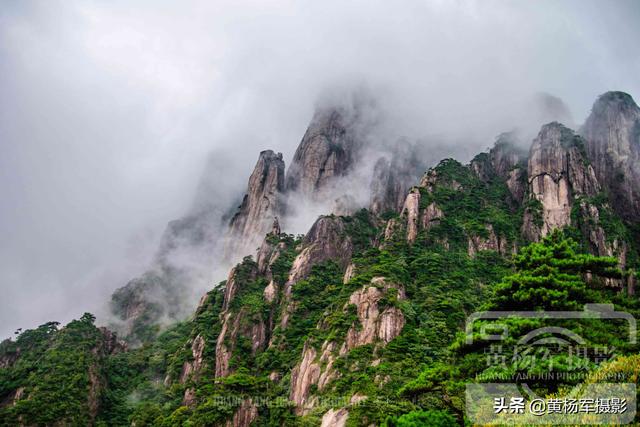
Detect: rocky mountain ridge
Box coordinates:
(2, 91, 639, 426)
(152, 91, 640, 424)
(111, 95, 425, 341)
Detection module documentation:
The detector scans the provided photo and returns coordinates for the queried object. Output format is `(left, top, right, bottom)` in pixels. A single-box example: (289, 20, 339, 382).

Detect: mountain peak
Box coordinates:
(284, 105, 364, 196)
(592, 91, 639, 113)
(581, 91, 640, 222)
(225, 149, 285, 257)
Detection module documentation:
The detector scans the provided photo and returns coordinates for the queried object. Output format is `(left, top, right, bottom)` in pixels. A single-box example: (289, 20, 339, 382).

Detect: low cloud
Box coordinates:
(1, 0, 639, 338)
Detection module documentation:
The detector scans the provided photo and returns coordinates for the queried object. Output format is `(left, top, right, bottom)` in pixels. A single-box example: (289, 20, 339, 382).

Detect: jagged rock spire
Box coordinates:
(225, 150, 285, 258)
(470, 132, 527, 203)
(581, 91, 640, 222)
(522, 122, 600, 240)
(285, 106, 364, 197)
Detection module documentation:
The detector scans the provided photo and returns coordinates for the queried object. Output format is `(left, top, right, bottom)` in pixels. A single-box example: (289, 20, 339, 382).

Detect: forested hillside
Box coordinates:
(1, 91, 640, 426)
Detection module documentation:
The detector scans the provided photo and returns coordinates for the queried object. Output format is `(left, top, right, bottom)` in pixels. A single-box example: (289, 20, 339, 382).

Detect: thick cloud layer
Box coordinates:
(1, 0, 639, 338)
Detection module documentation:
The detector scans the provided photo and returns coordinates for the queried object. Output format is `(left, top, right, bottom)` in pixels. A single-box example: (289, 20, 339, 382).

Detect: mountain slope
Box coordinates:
(1, 91, 640, 426)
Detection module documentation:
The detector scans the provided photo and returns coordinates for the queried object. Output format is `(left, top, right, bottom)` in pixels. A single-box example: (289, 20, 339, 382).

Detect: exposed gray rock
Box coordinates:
(280, 216, 353, 329)
(490, 133, 527, 179)
(381, 184, 444, 247)
(263, 280, 277, 303)
(320, 408, 349, 427)
(467, 224, 514, 257)
(343, 277, 405, 352)
(420, 202, 443, 231)
(381, 218, 400, 245)
(179, 334, 206, 384)
(401, 189, 421, 244)
(285, 216, 353, 289)
(226, 398, 258, 427)
(285, 107, 363, 197)
(343, 263, 356, 284)
(470, 132, 527, 203)
(581, 91, 640, 222)
(215, 311, 237, 378)
(226, 150, 285, 257)
(289, 343, 321, 414)
(506, 167, 527, 203)
(523, 122, 600, 240)
(255, 218, 283, 277)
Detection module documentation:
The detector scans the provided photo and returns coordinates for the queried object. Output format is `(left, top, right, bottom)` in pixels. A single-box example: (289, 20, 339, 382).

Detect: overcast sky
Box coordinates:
(1, 0, 639, 338)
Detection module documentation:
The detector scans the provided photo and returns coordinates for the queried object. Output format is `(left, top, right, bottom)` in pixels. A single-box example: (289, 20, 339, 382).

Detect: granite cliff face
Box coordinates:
(285, 107, 364, 198)
(288, 278, 404, 416)
(225, 150, 285, 257)
(286, 216, 353, 287)
(4, 91, 640, 427)
(522, 122, 600, 240)
(112, 96, 375, 342)
(582, 91, 640, 222)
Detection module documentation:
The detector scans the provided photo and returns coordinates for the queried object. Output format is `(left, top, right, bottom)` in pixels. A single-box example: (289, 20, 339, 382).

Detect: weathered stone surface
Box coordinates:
(182, 388, 197, 407)
(382, 218, 400, 243)
(0, 345, 18, 370)
(419, 167, 462, 192)
(180, 334, 206, 384)
(215, 223, 286, 379)
(317, 341, 339, 391)
(381, 191, 443, 248)
(491, 134, 527, 178)
(523, 122, 600, 240)
(506, 167, 527, 203)
(467, 224, 514, 257)
(110, 270, 172, 338)
(576, 201, 628, 287)
(250, 321, 266, 353)
(582, 91, 640, 222)
(263, 280, 277, 303)
(401, 189, 420, 244)
(226, 398, 258, 427)
(215, 312, 237, 378)
(223, 265, 255, 311)
(255, 218, 282, 275)
(285, 107, 363, 197)
(81, 327, 129, 420)
(226, 150, 285, 257)
(471, 133, 526, 182)
(269, 371, 281, 382)
(289, 343, 321, 413)
(420, 202, 443, 230)
(97, 327, 127, 356)
(320, 408, 349, 427)
(289, 341, 339, 415)
(285, 216, 353, 291)
(419, 168, 438, 190)
(343, 263, 356, 284)
(343, 277, 405, 352)
(215, 307, 267, 378)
